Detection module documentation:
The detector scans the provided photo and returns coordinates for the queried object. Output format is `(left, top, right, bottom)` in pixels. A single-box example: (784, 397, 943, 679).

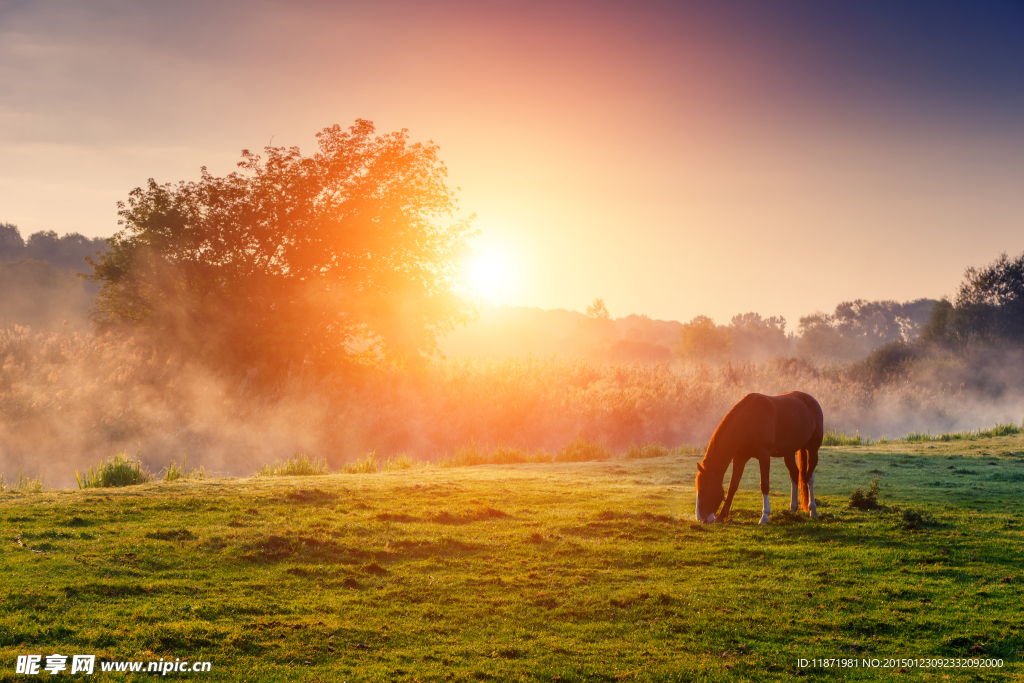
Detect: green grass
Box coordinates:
(163, 455, 206, 482)
(75, 452, 152, 489)
(0, 468, 45, 493)
(2, 437, 1023, 681)
(256, 453, 329, 477)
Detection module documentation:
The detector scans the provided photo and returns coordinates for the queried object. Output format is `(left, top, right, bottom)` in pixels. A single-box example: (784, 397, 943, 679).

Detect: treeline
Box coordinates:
(855, 252, 1024, 387)
(0, 223, 106, 272)
(0, 224, 105, 331)
(440, 298, 937, 364)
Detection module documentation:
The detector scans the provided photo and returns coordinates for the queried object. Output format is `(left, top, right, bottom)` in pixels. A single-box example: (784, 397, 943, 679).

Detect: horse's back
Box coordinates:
(710, 392, 822, 454)
(766, 391, 823, 452)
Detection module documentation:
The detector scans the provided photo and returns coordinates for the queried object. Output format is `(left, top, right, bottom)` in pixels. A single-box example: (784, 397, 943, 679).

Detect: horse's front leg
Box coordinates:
(757, 456, 772, 525)
(718, 458, 747, 522)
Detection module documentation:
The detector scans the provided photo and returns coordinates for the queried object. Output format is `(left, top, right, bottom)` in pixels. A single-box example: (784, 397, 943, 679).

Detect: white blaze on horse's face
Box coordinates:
(694, 495, 716, 523)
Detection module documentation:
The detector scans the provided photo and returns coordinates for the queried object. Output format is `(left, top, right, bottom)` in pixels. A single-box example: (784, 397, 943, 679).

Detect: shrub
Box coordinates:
(256, 453, 329, 477)
(849, 477, 881, 510)
(895, 507, 933, 530)
(76, 452, 151, 489)
(491, 446, 530, 464)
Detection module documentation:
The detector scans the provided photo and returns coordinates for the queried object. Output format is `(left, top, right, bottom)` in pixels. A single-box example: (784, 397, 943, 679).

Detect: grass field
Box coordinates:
(2, 436, 1023, 681)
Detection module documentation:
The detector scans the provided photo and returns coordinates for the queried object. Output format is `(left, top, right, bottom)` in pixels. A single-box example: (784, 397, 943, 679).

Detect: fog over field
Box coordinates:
(1, 228, 1023, 489)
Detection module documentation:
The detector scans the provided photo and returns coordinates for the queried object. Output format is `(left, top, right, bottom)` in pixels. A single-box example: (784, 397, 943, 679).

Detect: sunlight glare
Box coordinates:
(468, 249, 517, 304)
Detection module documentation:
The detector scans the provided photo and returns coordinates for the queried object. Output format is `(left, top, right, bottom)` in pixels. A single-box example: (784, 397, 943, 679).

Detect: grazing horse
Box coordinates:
(695, 391, 823, 524)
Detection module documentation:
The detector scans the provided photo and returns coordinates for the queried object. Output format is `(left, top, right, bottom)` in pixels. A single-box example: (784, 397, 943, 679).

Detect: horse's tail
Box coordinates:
(797, 448, 811, 511)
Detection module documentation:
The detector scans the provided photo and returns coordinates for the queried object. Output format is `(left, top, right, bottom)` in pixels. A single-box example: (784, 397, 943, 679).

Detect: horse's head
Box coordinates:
(695, 463, 722, 523)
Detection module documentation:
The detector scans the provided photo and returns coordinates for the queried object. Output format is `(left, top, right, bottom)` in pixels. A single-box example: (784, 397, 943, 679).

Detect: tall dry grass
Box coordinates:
(0, 326, 1008, 487)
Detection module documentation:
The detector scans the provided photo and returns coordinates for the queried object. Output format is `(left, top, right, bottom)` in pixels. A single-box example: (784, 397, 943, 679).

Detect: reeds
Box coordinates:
(0, 468, 45, 493)
(163, 455, 206, 482)
(256, 453, 329, 477)
(76, 452, 151, 489)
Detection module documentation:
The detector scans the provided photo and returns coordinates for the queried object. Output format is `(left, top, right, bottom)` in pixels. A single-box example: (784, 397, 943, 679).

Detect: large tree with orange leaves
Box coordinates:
(87, 120, 476, 376)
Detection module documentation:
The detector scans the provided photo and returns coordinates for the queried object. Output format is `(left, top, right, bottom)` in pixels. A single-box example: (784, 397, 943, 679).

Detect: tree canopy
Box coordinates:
(923, 251, 1024, 347)
(0, 223, 106, 271)
(87, 120, 477, 375)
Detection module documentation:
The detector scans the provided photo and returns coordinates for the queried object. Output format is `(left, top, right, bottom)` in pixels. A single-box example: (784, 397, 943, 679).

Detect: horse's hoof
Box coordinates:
(810, 510, 819, 519)
(759, 515, 770, 525)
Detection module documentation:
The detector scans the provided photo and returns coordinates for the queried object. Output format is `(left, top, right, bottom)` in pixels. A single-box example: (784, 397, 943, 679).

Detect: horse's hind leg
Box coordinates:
(798, 448, 820, 517)
(807, 448, 819, 517)
(783, 452, 799, 512)
(757, 456, 772, 525)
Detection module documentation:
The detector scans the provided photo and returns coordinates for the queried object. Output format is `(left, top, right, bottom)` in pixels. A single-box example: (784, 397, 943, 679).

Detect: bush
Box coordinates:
(77, 452, 151, 489)
(256, 453, 329, 477)
(849, 477, 881, 509)
(895, 508, 933, 530)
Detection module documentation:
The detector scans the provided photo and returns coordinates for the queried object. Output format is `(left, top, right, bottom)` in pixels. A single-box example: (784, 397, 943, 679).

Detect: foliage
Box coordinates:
(676, 315, 732, 365)
(76, 452, 152, 488)
(798, 298, 936, 360)
(849, 477, 881, 509)
(585, 298, 610, 320)
(728, 312, 791, 361)
(848, 339, 922, 385)
(924, 251, 1024, 348)
(163, 455, 205, 482)
(256, 453, 329, 477)
(86, 120, 476, 376)
(894, 507, 934, 530)
(0, 260, 94, 331)
(0, 223, 106, 271)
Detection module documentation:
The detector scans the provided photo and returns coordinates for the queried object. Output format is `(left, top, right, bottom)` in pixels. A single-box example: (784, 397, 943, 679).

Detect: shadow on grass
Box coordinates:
(239, 534, 484, 565)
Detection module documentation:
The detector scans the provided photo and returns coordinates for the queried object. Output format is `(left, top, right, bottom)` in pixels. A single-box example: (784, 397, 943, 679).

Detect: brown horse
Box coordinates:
(695, 391, 823, 524)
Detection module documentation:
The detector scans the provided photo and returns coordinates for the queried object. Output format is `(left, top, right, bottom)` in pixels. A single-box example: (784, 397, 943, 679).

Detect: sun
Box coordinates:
(467, 249, 517, 303)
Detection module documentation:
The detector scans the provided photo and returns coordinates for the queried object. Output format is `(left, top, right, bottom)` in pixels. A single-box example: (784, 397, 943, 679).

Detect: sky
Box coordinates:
(2, 0, 1024, 330)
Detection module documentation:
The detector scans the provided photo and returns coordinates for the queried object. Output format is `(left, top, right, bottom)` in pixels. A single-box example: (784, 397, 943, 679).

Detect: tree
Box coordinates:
(87, 120, 477, 375)
(677, 316, 732, 365)
(797, 298, 936, 360)
(728, 312, 790, 361)
(585, 298, 610, 320)
(0, 223, 25, 261)
(945, 252, 1024, 345)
